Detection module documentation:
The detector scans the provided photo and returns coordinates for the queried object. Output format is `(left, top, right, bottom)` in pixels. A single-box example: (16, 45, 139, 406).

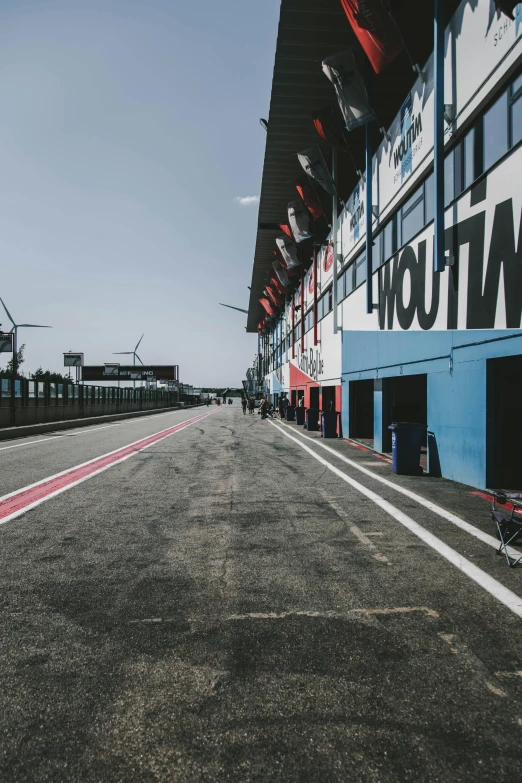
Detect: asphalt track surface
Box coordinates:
(1, 405, 522, 782)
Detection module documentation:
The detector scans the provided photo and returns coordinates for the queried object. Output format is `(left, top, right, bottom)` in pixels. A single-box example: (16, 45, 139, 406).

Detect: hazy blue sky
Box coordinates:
(0, 0, 279, 387)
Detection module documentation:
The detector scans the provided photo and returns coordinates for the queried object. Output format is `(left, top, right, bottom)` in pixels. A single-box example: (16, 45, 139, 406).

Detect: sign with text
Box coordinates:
(0, 333, 13, 353)
(82, 365, 178, 382)
(64, 353, 84, 367)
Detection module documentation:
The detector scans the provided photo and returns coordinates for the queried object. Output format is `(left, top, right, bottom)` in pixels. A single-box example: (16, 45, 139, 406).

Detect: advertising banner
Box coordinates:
(288, 199, 314, 242)
(297, 147, 336, 196)
(339, 1, 404, 74)
(322, 49, 375, 131)
(82, 365, 178, 381)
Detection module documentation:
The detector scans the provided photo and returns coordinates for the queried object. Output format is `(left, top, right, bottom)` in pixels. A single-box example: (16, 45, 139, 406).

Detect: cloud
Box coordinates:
(234, 195, 259, 206)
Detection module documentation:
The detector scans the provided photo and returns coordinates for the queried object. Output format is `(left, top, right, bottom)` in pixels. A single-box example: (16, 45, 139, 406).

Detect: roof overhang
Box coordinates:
(247, 0, 464, 332)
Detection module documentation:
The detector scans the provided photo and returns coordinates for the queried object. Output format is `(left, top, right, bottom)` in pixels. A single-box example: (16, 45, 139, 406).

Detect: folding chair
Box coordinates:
(491, 491, 522, 567)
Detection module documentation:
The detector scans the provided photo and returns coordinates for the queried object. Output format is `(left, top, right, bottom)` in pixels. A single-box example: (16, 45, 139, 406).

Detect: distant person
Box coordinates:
(260, 397, 268, 419)
(242, 398, 247, 415)
(248, 397, 255, 415)
(298, 396, 304, 408)
(278, 397, 285, 419)
(228, 398, 232, 405)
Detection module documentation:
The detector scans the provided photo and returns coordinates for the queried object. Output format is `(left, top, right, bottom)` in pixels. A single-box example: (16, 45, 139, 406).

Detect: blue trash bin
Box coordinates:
(321, 411, 338, 438)
(388, 422, 426, 475)
(285, 405, 295, 422)
(305, 408, 320, 431)
(295, 406, 305, 425)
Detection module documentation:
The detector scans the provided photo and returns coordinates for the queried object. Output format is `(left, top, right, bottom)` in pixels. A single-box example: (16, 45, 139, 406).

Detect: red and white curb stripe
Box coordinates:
(0, 409, 217, 526)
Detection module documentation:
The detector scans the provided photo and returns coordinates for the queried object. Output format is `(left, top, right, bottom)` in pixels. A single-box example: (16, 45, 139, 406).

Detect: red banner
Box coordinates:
(266, 285, 281, 307)
(312, 106, 348, 152)
(339, 0, 403, 74)
(294, 177, 323, 220)
(259, 298, 275, 316)
(270, 274, 286, 295)
(279, 222, 293, 239)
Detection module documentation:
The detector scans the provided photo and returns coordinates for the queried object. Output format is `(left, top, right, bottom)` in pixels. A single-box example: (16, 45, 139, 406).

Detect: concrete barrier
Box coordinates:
(0, 404, 203, 442)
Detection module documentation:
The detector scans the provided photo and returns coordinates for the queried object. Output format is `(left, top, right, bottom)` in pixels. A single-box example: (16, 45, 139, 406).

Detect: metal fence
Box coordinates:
(0, 378, 200, 428)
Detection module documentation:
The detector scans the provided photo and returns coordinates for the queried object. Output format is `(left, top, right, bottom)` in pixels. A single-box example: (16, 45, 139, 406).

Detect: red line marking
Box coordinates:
(0, 410, 215, 523)
(373, 453, 392, 463)
(469, 490, 494, 503)
(344, 439, 370, 452)
(469, 490, 522, 514)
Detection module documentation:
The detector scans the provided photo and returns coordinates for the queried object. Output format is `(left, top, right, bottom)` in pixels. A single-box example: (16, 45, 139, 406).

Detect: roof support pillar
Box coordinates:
(313, 245, 318, 347)
(332, 147, 339, 334)
(434, 0, 446, 273)
(279, 314, 283, 372)
(300, 268, 305, 355)
(365, 121, 374, 314)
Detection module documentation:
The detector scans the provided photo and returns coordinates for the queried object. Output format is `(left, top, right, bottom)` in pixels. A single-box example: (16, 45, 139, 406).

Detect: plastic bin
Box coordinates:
(388, 422, 426, 475)
(295, 406, 305, 425)
(305, 408, 320, 431)
(321, 411, 338, 438)
(285, 406, 295, 421)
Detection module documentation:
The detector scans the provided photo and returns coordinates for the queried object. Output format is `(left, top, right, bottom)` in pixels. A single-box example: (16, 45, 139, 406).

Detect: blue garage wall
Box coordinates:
(428, 363, 486, 487)
(342, 329, 522, 489)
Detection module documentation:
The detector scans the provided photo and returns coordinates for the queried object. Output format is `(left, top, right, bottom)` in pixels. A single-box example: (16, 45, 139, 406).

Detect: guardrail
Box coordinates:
(0, 378, 199, 428)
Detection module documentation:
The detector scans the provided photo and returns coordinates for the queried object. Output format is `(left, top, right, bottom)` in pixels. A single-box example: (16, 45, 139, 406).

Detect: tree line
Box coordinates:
(0, 344, 71, 383)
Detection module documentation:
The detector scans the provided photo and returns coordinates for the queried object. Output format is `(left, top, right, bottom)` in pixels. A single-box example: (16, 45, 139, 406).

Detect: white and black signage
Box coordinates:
(378, 196, 522, 331)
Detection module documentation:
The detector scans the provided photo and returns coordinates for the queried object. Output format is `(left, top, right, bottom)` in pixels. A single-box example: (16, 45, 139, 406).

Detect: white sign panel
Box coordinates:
(340, 145, 522, 332)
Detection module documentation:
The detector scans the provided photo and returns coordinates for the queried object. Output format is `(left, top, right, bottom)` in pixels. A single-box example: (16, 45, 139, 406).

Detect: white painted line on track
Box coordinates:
(274, 422, 518, 557)
(0, 408, 198, 452)
(270, 420, 522, 620)
(0, 409, 218, 526)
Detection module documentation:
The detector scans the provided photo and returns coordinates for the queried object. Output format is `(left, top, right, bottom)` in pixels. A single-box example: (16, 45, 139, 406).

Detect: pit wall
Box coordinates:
(342, 329, 522, 489)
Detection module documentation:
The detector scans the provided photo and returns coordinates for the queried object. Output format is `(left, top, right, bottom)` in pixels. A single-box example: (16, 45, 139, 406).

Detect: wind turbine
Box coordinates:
(113, 333, 144, 388)
(0, 296, 52, 377)
(219, 303, 248, 314)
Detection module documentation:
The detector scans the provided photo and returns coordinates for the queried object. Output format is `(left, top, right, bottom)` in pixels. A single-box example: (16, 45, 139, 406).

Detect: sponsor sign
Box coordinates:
(340, 144, 522, 333)
(454, 1, 522, 119)
(64, 352, 84, 367)
(377, 61, 433, 215)
(0, 333, 13, 353)
(82, 365, 178, 381)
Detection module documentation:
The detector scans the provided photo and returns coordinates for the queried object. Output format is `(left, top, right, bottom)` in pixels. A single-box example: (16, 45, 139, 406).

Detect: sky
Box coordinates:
(0, 0, 280, 387)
